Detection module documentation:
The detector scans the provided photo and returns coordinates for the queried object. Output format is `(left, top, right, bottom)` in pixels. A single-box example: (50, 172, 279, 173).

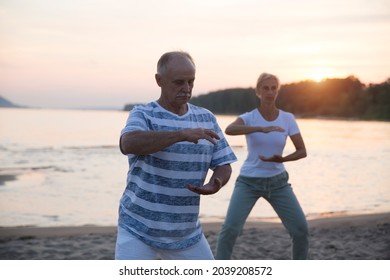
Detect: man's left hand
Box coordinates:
(187, 177, 222, 195)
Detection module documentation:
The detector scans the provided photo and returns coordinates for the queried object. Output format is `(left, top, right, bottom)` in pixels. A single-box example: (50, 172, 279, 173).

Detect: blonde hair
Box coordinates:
(256, 73, 280, 90)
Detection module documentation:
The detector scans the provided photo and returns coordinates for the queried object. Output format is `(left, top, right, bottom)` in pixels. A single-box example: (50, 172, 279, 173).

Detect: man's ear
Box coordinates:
(155, 73, 162, 87)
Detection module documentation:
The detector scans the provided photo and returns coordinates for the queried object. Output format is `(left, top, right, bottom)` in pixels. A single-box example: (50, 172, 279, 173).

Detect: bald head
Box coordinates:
(157, 51, 196, 77)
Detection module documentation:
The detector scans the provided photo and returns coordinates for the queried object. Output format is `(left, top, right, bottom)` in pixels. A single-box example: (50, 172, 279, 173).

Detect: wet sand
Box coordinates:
(1, 212, 389, 260)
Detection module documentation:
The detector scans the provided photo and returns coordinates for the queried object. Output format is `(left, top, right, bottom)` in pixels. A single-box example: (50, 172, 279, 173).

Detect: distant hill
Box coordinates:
(123, 76, 390, 120)
(189, 76, 390, 120)
(0, 96, 21, 108)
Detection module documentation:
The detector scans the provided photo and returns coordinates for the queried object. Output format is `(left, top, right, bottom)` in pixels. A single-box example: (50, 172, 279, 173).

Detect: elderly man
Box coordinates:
(115, 51, 237, 260)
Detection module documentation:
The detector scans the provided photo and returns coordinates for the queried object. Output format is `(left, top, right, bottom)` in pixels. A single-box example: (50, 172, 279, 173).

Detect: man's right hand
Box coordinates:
(181, 128, 220, 144)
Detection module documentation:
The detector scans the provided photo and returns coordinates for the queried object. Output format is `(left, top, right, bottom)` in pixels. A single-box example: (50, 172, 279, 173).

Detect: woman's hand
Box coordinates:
(260, 126, 285, 133)
(259, 154, 284, 163)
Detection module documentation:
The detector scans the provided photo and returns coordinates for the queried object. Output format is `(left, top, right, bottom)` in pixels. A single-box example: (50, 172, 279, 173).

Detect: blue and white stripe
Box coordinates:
(118, 101, 237, 250)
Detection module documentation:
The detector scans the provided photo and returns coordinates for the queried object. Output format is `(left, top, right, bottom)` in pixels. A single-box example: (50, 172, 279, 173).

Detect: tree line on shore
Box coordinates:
(124, 76, 390, 120)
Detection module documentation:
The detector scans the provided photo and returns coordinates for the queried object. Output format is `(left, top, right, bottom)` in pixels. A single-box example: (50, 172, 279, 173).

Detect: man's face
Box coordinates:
(156, 56, 196, 107)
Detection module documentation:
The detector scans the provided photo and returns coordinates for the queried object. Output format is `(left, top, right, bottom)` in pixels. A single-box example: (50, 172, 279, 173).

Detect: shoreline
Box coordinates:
(1, 212, 389, 260)
(0, 211, 387, 236)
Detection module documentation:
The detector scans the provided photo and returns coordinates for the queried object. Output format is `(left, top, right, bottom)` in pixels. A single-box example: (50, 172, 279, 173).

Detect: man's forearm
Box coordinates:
(120, 130, 184, 155)
(209, 164, 232, 188)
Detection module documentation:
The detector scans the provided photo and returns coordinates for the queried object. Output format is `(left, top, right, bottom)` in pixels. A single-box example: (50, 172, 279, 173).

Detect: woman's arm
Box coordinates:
(259, 133, 307, 163)
(284, 133, 307, 161)
(225, 117, 284, 135)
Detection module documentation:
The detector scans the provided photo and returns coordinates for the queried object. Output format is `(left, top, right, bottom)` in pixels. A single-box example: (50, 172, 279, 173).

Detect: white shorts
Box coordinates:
(115, 226, 214, 260)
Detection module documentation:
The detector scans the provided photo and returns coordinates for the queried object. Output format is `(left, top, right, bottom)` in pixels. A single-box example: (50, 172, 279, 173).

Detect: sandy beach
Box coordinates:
(0, 212, 389, 260)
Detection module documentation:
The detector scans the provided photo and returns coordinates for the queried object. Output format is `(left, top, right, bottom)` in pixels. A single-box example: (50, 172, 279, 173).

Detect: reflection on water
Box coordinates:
(0, 108, 389, 227)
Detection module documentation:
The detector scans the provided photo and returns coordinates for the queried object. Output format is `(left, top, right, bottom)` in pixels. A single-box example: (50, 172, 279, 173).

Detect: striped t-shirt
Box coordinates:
(118, 101, 237, 250)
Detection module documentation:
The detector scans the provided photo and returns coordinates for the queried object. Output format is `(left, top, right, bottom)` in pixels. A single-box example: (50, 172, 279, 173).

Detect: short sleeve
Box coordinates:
(286, 113, 300, 136)
(121, 105, 150, 136)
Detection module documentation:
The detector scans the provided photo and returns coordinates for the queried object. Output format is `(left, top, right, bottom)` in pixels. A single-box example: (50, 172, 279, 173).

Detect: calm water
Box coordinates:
(1, 108, 389, 227)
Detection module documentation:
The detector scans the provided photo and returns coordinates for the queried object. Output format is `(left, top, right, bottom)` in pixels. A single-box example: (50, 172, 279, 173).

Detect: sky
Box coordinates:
(1, 0, 390, 109)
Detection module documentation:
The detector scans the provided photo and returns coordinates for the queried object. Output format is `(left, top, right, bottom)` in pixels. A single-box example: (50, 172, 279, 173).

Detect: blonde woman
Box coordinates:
(216, 73, 309, 259)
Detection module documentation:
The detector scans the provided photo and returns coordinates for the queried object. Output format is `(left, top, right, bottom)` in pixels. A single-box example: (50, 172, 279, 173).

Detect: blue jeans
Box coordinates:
(216, 171, 309, 259)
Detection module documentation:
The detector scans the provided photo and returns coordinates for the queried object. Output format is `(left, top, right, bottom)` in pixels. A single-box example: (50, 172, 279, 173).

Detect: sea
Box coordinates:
(1, 108, 389, 227)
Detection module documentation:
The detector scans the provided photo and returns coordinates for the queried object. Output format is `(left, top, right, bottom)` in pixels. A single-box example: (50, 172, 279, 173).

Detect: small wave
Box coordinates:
(0, 165, 71, 173)
(0, 145, 8, 151)
(2, 145, 118, 154)
(31, 166, 71, 173)
(65, 145, 117, 150)
(43, 215, 60, 221)
(306, 211, 349, 219)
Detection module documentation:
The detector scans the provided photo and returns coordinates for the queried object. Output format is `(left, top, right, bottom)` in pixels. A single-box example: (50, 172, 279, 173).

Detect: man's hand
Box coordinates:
(182, 128, 220, 144)
(187, 177, 222, 195)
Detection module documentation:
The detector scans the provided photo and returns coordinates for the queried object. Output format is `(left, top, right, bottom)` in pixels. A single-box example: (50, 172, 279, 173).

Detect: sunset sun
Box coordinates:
(307, 68, 336, 82)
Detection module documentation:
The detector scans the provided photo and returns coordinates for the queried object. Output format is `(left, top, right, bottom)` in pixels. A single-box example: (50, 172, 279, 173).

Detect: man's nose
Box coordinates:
(183, 82, 191, 92)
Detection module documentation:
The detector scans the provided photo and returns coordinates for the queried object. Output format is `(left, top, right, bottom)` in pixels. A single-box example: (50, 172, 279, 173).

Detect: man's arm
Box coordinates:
(120, 128, 221, 155)
(120, 130, 183, 155)
(187, 164, 232, 195)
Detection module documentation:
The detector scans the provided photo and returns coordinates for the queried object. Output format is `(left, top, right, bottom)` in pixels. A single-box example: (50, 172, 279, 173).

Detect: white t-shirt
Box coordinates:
(239, 109, 300, 178)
